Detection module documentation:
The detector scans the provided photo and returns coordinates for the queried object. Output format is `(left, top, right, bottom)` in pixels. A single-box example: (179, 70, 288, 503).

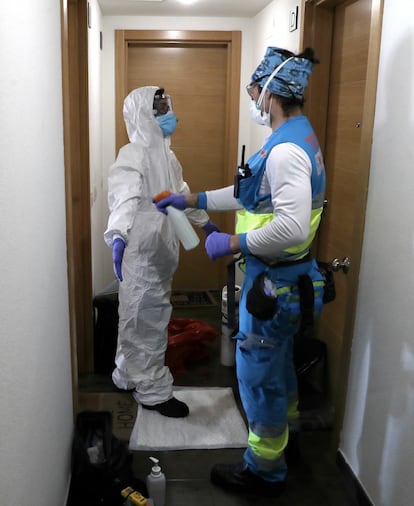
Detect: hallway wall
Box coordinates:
(339, 1, 414, 505)
(0, 1, 73, 505)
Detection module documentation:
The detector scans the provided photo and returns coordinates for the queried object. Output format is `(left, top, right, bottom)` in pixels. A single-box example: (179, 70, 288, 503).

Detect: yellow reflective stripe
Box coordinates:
(284, 207, 323, 255)
(248, 426, 289, 460)
(236, 207, 323, 259)
(276, 286, 290, 295)
(235, 210, 273, 234)
(288, 401, 299, 422)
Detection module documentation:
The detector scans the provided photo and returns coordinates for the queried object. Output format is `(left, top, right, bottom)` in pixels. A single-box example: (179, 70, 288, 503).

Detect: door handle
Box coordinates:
(330, 257, 350, 273)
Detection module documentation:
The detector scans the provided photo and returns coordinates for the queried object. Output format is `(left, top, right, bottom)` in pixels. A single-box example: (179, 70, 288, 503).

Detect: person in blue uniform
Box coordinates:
(155, 47, 326, 496)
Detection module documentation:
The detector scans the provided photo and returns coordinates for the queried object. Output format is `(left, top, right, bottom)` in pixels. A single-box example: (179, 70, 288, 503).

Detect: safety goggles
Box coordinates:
(246, 81, 262, 99)
(153, 89, 173, 117)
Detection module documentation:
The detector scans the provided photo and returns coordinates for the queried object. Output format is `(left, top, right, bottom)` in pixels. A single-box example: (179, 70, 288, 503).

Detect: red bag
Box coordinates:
(166, 318, 218, 374)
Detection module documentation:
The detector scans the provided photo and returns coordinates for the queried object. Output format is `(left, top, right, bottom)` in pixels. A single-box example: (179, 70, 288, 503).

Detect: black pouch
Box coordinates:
(67, 411, 146, 506)
(317, 261, 336, 303)
(297, 273, 315, 338)
(246, 272, 277, 320)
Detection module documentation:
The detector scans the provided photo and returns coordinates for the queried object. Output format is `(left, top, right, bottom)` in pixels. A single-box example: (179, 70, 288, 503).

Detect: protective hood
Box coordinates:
(251, 47, 314, 100)
(123, 86, 163, 144)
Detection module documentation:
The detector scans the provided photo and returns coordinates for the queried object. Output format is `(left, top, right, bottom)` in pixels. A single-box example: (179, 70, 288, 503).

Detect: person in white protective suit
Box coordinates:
(104, 86, 219, 418)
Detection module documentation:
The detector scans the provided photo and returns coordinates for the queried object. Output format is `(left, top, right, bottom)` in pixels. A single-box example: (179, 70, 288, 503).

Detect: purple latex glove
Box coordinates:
(202, 220, 220, 237)
(112, 238, 125, 282)
(205, 232, 233, 260)
(155, 193, 187, 215)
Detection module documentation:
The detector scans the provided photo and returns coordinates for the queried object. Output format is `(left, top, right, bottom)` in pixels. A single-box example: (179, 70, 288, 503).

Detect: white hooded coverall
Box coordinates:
(104, 86, 210, 405)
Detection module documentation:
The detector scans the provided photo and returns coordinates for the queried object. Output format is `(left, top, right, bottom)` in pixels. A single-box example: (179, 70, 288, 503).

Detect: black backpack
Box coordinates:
(67, 411, 147, 506)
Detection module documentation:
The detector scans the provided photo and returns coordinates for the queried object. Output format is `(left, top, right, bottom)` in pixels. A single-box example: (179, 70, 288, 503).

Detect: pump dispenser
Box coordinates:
(153, 191, 200, 251)
(146, 457, 166, 506)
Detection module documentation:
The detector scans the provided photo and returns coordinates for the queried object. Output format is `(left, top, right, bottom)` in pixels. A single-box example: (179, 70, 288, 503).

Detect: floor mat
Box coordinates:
(129, 387, 248, 451)
(171, 290, 217, 307)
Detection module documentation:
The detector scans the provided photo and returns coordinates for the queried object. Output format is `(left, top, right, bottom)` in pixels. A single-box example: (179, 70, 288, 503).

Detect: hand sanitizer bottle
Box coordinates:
(146, 457, 166, 506)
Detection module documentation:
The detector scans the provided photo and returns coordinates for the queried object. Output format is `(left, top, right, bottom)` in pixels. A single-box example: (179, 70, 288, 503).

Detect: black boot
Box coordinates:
(142, 397, 189, 418)
(210, 462, 286, 497)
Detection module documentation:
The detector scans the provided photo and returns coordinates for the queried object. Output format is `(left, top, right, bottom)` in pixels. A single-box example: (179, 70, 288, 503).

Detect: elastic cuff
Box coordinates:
(239, 233, 250, 254)
(197, 192, 207, 209)
(112, 233, 126, 247)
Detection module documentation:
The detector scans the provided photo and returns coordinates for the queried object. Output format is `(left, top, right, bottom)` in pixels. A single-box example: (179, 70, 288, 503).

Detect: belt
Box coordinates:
(264, 252, 312, 267)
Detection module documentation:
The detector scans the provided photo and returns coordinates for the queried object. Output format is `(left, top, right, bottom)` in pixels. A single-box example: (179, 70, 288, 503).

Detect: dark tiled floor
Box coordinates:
(79, 297, 359, 505)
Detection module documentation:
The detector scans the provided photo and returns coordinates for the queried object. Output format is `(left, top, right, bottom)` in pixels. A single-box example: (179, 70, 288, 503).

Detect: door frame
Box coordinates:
(61, 0, 94, 414)
(302, 0, 384, 443)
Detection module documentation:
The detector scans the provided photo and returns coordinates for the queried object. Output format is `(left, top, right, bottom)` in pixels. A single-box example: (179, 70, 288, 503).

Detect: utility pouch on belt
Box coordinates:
(296, 262, 336, 338)
(317, 261, 336, 303)
(246, 272, 277, 320)
(297, 274, 315, 338)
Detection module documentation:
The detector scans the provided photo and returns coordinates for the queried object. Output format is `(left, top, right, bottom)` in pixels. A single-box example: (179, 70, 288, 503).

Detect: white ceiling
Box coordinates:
(97, 0, 274, 18)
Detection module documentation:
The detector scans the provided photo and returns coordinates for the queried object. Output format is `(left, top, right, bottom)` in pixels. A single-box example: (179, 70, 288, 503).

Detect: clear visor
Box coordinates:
(153, 93, 173, 117)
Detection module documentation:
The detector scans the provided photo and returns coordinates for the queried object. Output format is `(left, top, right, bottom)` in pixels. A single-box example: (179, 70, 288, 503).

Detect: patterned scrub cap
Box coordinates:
(251, 47, 314, 100)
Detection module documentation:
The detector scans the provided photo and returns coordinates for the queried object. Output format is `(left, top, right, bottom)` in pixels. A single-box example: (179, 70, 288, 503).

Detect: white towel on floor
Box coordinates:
(129, 387, 248, 451)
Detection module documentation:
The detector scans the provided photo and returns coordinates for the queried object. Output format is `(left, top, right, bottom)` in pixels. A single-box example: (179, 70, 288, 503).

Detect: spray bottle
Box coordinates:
(154, 190, 200, 251)
(146, 457, 166, 506)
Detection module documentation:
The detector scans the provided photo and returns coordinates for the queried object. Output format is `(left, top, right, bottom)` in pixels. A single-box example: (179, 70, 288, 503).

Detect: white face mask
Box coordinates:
(260, 96, 272, 128)
(249, 100, 268, 126)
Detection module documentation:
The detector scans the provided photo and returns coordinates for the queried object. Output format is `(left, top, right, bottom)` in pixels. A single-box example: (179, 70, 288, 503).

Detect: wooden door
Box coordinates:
(115, 31, 241, 290)
(303, 0, 383, 443)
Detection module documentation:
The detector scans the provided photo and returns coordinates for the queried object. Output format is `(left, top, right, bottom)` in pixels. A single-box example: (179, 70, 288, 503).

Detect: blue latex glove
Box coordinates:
(155, 193, 187, 215)
(205, 232, 233, 260)
(202, 220, 220, 237)
(112, 238, 125, 282)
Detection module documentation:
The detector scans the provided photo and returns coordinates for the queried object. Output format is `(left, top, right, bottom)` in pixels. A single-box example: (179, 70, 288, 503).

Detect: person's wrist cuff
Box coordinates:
(112, 235, 125, 247)
(197, 192, 207, 209)
(202, 220, 212, 231)
(239, 233, 250, 254)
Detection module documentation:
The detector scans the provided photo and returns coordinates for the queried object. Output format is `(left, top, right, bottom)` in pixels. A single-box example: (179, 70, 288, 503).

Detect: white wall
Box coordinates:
(339, 1, 414, 505)
(91, 0, 303, 292)
(0, 2, 73, 506)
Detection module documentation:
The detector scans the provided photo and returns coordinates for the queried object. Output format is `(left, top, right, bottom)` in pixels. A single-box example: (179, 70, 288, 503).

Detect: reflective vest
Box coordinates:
(236, 115, 325, 260)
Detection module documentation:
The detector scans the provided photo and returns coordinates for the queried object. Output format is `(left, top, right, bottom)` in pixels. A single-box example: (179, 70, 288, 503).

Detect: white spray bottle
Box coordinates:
(154, 191, 200, 251)
(146, 456, 166, 506)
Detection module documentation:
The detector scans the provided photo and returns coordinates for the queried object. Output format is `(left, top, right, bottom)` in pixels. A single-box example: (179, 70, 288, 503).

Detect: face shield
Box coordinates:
(153, 89, 173, 117)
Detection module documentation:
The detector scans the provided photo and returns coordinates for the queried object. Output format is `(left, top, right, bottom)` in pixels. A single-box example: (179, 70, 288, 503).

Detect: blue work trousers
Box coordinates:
(236, 255, 324, 481)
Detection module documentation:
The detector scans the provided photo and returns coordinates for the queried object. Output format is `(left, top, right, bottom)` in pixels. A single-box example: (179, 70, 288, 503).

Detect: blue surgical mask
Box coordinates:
(156, 112, 177, 137)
